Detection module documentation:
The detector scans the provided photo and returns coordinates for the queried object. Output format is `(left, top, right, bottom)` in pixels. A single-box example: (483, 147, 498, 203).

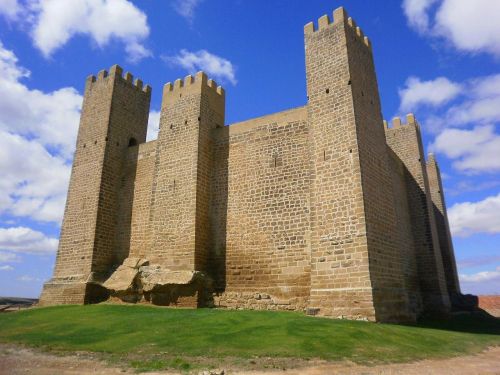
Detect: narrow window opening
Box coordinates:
(170, 124, 174, 129)
(349, 149, 352, 153)
(94, 140, 97, 145)
(326, 88, 330, 94)
(179, 93, 182, 98)
(198, 116, 201, 121)
(274, 157, 277, 168)
(185, 120, 188, 125)
(348, 80, 352, 85)
(323, 150, 326, 161)
(83, 144, 86, 148)
(361, 91, 364, 96)
(105, 136, 108, 142)
(128, 138, 137, 147)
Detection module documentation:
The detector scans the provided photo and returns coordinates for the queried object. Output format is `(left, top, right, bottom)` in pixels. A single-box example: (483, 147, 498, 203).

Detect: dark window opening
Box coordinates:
(170, 124, 174, 129)
(348, 80, 352, 85)
(326, 88, 330, 94)
(128, 138, 138, 147)
(185, 120, 188, 125)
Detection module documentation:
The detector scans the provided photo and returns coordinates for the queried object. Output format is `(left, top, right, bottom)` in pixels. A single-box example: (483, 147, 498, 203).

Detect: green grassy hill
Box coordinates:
(0, 305, 499, 371)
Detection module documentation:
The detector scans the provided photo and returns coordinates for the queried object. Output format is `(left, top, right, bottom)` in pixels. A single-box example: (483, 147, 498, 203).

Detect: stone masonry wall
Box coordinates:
(385, 116, 451, 312)
(426, 154, 461, 295)
(387, 149, 423, 315)
(343, 14, 413, 322)
(117, 141, 157, 260)
(211, 107, 311, 311)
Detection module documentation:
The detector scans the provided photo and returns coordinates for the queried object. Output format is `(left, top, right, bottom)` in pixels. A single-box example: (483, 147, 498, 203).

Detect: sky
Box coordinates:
(0, 0, 499, 298)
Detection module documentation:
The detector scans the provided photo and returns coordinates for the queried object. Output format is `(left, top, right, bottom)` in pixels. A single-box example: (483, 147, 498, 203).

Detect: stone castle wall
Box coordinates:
(211, 107, 311, 311)
(40, 6, 461, 322)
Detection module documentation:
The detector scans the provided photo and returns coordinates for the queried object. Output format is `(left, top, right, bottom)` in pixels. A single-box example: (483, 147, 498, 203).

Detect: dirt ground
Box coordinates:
(0, 344, 499, 375)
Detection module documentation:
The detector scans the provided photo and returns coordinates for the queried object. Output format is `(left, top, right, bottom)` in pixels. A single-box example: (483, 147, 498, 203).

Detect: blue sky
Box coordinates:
(0, 0, 498, 298)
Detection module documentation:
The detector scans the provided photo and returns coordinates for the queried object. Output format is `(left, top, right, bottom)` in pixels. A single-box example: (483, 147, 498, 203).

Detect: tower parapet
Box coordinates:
(304, 7, 371, 49)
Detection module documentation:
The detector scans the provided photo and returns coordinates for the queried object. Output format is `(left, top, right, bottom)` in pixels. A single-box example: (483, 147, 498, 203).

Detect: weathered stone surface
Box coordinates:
(103, 266, 138, 293)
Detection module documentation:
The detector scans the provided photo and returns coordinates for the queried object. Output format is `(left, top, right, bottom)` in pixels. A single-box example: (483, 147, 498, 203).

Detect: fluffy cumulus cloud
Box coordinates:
(0, 40, 77, 222)
(402, 0, 438, 33)
(399, 76, 462, 112)
(448, 193, 500, 237)
(0, 0, 21, 19)
(0, 0, 151, 62)
(0, 227, 58, 254)
(172, 0, 203, 22)
(431, 126, 500, 173)
(164, 49, 237, 85)
(403, 0, 500, 57)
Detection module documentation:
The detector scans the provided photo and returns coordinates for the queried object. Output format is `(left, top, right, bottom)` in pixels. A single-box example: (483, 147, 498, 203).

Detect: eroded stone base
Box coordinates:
(39, 277, 109, 306)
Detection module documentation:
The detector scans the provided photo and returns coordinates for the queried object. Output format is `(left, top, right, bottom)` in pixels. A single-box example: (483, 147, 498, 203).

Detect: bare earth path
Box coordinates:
(0, 345, 499, 375)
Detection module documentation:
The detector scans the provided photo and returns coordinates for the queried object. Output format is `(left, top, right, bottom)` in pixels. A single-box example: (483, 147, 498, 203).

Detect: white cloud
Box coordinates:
(6, 0, 151, 62)
(399, 76, 462, 112)
(448, 193, 500, 237)
(402, 0, 438, 33)
(460, 266, 500, 295)
(460, 267, 500, 283)
(431, 126, 500, 173)
(0, 252, 20, 263)
(0, 40, 75, 223)
(0, 0, 21, 19)
(172, 0, 203, 22)
(0, 227, 58, 255)
(17, 275, 41, 282)
(0, 265, 14, 271)
(164, 49, 237, 85)
(403, 0, 500, 57)
(146, 110, 161, 142)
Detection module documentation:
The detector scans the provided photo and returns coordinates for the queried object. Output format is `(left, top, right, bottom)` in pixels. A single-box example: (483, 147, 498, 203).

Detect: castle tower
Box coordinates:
(385, 115, 451, 312)
(426, 153, 460, 296)
(148, 72, 225, 272)
(305, 8, 413, 321)
(40, 65, 151, 305)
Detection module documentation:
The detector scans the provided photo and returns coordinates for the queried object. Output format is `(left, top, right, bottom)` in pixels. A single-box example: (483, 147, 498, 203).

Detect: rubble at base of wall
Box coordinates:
(102, 257, 214, 307)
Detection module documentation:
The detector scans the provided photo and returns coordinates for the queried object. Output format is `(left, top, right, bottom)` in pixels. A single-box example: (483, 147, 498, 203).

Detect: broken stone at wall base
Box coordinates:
(102, 258, 214, 307)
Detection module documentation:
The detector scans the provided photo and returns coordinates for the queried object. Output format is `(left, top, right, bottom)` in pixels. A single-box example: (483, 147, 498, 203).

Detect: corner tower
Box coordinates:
(148, 72, 225, 272)
(305, 8, 413, 321)
(40, 65, 151, 305)
(385, 115, 451, 312)
(426, 153, 460, 296)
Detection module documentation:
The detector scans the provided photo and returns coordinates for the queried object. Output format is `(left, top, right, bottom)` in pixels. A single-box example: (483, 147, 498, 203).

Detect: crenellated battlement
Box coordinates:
(384, 113, 419, 130)
(304, 7, 371, 49)
(163, 71, 225, 99)
(86, 64, 151, 94)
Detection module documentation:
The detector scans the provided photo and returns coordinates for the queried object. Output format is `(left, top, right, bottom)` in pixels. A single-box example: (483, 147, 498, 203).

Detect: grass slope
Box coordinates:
(0, 305, 499, 366)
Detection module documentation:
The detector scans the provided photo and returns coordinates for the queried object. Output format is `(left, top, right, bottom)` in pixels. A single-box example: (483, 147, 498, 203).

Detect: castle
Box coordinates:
(40, 7, 461, 322)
